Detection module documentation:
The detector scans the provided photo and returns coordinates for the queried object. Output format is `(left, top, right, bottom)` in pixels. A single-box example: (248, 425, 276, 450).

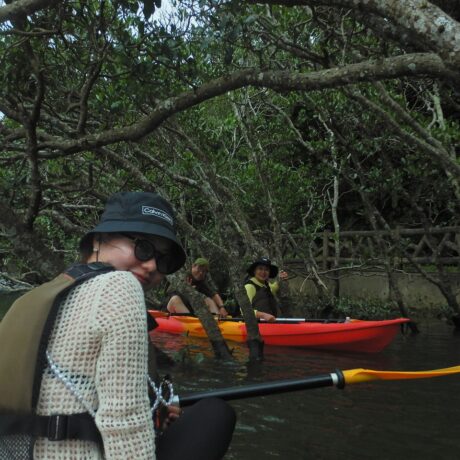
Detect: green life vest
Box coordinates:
(245, 279, 280, 317)
(0, 262, 115, 457)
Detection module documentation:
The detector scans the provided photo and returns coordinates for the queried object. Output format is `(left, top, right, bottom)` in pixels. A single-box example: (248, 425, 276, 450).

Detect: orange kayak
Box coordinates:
(148, 311, 410, 353)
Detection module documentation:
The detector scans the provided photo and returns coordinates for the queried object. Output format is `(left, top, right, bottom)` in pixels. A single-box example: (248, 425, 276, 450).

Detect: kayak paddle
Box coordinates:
(221, 317, 353, 324)
(174, 365, 460, 407)
(148, 310, 351, 323)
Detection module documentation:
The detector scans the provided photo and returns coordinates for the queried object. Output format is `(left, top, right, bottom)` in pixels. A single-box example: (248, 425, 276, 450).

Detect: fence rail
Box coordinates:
(279, 226, 460, 270)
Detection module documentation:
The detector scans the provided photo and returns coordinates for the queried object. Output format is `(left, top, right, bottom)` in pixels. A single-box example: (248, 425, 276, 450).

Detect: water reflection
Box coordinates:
(151, 320, 460, 460)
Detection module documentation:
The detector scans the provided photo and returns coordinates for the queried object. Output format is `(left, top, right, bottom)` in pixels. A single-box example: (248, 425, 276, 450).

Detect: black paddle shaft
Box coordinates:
(156, 312, 347, 323)
(177, 371, 345, 407)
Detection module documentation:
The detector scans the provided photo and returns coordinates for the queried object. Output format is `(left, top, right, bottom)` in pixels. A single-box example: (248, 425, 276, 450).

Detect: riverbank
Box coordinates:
(1, 270, 458, 324)
(287, 269, 460, 311)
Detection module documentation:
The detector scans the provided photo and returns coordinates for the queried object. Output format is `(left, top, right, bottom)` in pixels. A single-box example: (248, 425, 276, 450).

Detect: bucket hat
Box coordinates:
(80, 191, 186, 273)
(246, 257, 278, 278)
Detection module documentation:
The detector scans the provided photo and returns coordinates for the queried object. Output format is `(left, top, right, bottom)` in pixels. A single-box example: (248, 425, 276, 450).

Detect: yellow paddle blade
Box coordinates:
(343, 365, 460, 384)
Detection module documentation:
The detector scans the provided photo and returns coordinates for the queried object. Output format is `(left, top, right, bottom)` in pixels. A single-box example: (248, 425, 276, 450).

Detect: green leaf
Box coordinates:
(244, 14, 259, 24)
(110, 101, 122, 110)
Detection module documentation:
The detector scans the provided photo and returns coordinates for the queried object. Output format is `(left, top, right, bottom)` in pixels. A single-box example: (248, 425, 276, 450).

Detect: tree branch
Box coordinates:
(346, 89, 460, 187)
(248, 0, 460, 63)
(0, 0, 59, 24)
(37, 53, 450, 154)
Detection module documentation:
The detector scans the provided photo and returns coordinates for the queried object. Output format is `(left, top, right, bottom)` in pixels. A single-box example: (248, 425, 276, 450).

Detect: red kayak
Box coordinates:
(149, 311, 410, 353)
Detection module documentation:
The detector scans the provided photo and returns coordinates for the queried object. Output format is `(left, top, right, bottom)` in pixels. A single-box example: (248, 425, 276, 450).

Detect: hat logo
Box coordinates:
(141, 206, 173, 225)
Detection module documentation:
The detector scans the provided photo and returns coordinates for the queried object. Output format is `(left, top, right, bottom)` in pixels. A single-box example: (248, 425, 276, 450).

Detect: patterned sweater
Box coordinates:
(34, 270, 156, 459)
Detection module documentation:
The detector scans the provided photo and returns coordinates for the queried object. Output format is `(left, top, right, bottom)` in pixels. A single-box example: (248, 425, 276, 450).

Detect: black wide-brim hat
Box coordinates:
(80, 191, 186, 273)
(246, 257, 278, 278)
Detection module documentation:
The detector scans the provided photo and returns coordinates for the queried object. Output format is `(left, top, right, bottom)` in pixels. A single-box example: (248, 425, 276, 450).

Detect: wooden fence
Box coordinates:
(280, 226, 460, 270)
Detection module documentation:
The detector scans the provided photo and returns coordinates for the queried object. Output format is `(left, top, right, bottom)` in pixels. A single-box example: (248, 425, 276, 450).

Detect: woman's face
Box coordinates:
(254, 265, 270, 282)
(90, 233, 169, 290)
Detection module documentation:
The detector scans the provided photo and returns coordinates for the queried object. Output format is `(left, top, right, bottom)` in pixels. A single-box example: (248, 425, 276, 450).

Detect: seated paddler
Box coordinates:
(163, 257, 228, 317)
(244, 257, 289, 322)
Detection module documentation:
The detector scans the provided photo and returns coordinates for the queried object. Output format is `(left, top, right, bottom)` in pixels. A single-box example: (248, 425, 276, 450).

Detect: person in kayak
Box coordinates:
(163, 257, 228, 317)
(29, 191, 235, 460)
(244, 257, 289, 322)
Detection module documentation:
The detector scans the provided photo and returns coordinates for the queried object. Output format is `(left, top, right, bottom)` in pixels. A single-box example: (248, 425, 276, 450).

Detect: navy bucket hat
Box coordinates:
(80, 191, 186, 274)
(246, 257, 278, 278)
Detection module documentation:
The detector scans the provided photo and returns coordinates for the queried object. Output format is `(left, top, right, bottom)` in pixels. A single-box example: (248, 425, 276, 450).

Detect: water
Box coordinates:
(152, 320, 460, 460)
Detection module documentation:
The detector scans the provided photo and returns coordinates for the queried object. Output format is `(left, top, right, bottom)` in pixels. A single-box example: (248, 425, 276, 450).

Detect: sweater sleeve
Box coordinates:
(91, 271, 156, 460)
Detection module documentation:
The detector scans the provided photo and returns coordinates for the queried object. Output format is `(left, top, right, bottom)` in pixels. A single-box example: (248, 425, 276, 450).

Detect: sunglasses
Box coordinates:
(122, 234, 174, 274)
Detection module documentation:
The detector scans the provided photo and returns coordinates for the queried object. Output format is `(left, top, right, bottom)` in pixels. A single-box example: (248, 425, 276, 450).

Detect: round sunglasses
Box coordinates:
(122, 234, 174, 274)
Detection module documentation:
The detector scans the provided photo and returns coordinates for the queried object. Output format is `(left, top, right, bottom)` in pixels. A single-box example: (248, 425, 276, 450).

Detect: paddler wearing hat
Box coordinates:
(244, 257, 289, 322)
(29, 191, 235, 460)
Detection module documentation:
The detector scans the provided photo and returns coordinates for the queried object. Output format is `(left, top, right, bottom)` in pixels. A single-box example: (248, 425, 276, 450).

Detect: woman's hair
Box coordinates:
(79, 233, 95, 262)
(79, 233, 119, 262)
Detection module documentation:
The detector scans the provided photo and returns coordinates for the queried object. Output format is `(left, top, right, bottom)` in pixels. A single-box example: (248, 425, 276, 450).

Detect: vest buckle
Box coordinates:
(47, 414, 68, 441)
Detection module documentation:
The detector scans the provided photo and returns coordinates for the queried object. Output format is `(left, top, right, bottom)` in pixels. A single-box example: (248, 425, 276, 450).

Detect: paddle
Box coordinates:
(148, 310, 349, 324)
(220, 317, 351, 324)
(174, 365, 460, 407)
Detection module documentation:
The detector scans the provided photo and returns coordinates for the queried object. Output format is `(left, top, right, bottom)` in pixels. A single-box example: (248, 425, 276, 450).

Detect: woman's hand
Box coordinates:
(258, 312, 276, 322)
(162, 405, 182, 430)
(218, 306, 228, 318)
(279, 270, 289, 281)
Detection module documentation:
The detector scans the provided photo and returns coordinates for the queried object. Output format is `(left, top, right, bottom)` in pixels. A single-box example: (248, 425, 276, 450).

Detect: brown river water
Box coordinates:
(151, 320, 460, 460)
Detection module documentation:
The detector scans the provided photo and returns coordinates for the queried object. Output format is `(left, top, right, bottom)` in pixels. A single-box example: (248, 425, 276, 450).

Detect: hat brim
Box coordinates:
(80, 220, 186, 273)
(246, 262, 278, 278)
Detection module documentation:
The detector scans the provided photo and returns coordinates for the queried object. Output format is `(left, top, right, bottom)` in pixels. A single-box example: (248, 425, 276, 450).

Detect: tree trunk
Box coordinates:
(347, 153, 419, 333)
(227, 265, 265, 361)
(386, 263, 419, 334)
(166, 271, 233, 360)
(277, 279, 292, 318)
(393, 194, 460, 330)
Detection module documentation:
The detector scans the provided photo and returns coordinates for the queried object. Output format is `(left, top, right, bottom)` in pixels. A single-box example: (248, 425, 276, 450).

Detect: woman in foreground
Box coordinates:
(30, 191, 235, 459)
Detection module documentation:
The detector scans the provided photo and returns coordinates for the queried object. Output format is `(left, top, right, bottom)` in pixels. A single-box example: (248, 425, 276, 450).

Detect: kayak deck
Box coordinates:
(149, 311, 410, 353)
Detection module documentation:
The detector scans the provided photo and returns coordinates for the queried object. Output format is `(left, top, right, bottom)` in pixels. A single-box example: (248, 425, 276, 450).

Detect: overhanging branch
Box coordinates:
(37, 53, 450, 155)
(0, 0, 59, 24)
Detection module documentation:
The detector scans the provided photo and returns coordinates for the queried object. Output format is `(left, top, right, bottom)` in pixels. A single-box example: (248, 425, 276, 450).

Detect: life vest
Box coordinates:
(245, 279, 280, 317)
(0, 262, 115, 458)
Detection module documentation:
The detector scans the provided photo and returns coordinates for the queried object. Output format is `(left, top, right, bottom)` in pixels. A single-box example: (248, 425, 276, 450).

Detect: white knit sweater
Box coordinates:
(34, 270, 156, 459)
